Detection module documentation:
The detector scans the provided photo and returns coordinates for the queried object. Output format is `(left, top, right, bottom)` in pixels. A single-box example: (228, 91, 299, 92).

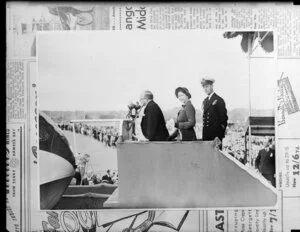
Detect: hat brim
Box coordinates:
(201, 80, 214, 86)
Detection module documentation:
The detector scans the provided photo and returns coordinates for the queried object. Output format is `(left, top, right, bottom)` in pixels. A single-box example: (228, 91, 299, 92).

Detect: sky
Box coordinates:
(37, 30, 276, 112)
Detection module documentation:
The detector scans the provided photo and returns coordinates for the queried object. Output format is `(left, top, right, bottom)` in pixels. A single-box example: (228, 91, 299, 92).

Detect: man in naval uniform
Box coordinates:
(201, 77, 228, 149)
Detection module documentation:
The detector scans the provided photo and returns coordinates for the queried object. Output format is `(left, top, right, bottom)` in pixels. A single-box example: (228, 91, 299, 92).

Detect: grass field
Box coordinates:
(63, 131, 118, 174)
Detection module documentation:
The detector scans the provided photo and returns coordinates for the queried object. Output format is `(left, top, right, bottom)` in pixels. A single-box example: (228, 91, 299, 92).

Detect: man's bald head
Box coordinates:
(87, 170, 93, 178)
(140, 90, 154, 106)
(141, 90, 153, 100)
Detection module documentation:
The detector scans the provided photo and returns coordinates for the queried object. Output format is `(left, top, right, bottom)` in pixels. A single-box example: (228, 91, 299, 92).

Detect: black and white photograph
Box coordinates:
(37, 30, 278, 210)
(7, 2, 300, 231)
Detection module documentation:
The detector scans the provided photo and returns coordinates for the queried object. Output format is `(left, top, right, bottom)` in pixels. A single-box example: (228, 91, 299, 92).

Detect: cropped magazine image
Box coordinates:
(37, 30, 278, 210)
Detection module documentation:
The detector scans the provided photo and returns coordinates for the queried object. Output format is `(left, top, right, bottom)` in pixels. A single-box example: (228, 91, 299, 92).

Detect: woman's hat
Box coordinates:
(175, 87, 191, 99)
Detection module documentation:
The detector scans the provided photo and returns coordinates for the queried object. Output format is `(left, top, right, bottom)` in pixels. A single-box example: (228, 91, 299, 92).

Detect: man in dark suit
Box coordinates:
(74, 165, 82, 185)
(255, 139, 276, 187)
(140, 90, 169, 141)
(102, 169, 113, 184)
(201, 78, 228, 149)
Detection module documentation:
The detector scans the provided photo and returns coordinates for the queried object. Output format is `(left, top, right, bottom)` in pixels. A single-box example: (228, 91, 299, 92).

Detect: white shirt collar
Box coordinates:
(208, 92, 215, 100)
(144, 99, 153, 108)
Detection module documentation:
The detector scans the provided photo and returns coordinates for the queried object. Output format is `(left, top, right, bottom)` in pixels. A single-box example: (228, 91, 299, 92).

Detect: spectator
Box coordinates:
(91, 174, 98, 185)
(74, 165, 82, 185)
(58, 122, 119, 149)
(269, 138, 275, 151)
(111, 172, 118, 184)
(115, 174, 119, 184)
(81, 174, 89, 185)
(82, 171, 93, 185)
(102, 169, 113, 184)
(255, 139, 276, 187)
(95, 174, 102, 184)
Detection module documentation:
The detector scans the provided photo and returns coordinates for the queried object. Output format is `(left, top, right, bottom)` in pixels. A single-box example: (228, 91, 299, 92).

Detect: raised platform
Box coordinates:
(54, 184, 117, 209)
(104, 141, 278, 209)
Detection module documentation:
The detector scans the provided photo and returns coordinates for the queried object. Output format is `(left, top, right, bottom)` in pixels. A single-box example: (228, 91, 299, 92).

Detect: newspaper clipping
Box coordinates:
(6, 2, 300, 232)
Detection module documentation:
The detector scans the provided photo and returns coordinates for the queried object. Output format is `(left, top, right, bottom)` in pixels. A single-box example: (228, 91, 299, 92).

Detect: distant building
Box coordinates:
(6, 8, 63, 57)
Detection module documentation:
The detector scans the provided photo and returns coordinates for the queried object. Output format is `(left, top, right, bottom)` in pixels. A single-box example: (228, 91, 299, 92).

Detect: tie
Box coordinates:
(204, 97, 209, 110)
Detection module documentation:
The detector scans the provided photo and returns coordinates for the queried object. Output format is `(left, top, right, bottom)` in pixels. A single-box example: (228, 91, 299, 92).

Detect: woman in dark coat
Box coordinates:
(169, 87, 197, 141)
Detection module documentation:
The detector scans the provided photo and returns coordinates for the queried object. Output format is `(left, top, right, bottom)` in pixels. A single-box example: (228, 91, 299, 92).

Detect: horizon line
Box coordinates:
(40, 107, 274, 112)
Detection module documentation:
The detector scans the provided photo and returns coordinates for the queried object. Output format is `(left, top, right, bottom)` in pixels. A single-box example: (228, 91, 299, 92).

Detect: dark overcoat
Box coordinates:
(174, 100, 197, 141)
(141, 101, 169, 141)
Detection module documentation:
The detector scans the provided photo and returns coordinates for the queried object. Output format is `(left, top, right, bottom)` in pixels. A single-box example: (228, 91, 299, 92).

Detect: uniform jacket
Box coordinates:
(255, 148, 275, 174)
(141, 100, 169, 141)
(202, 93, 228, 141)
(174, 100, 197, 141)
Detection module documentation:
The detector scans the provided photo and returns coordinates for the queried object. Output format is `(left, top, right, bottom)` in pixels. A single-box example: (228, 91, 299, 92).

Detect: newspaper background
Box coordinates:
(6, 2, 300, 232)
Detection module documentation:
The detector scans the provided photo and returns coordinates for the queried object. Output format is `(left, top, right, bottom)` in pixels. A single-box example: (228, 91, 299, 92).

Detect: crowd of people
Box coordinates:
(222, 125, 276, 187)
(223, 125, 247, 164)
(223, 125, 275, 165)
(225, 130, 274, 163)
(58, 123, 119, 148)
(56, 75, 276, 188)
(71, 168, 118, 186)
